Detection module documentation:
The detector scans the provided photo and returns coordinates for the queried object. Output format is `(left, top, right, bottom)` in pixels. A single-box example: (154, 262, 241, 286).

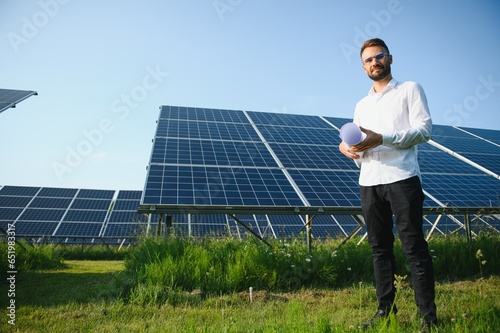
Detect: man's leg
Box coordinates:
(388, 176, 437, 324)
(361, 184, 398, 314)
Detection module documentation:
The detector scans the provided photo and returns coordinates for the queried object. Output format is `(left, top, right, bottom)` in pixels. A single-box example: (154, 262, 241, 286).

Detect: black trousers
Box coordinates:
(360, 176, 437, 323)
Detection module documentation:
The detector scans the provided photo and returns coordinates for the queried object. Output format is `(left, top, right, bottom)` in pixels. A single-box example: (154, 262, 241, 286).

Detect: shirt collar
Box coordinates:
(368, 78, 398, 95)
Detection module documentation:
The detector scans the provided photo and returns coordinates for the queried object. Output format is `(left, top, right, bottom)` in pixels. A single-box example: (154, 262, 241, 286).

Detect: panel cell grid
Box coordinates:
(257, 125, 340, 145)
(55, 222, 102, 237)
(76, 189, 115, 199)
(0, 196, 33, 208)
(288, 169, 361, 207)
(0, 186, 40, 196)
(459, 126, 500, 144)
(422, 174, 500, 208)
(247, 111, 333, 128)
(160, 105, 250, 124)
(151, 138, 278, 167)
(0, 208, 24, 221)
(432, 136, 500, 155)
(117, 190, 142, 200)
(104, 223, 145, 237)
(37, 187, 78, 198)
(70, 198, 112, 210)
(63, 209, 108, 222)
(28, 197, 73, 209)
(143, 165, 304, 207)
(270, 143, 357, 170)
(155, 119, 260, 141)
(18, 208, 66, 222)
(14, 221, 59, 236)
(418, 151, 485, 175)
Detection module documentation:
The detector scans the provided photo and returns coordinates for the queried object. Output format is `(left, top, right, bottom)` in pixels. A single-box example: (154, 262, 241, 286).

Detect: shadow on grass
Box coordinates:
(0, 265, 128, 308)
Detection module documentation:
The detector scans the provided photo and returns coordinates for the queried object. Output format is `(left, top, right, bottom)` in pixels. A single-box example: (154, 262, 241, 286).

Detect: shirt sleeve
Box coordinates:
(381, 82, 432, 148)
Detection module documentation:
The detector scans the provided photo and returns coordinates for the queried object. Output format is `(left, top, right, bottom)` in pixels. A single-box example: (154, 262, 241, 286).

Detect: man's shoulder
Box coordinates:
(396, 80, 423, 90)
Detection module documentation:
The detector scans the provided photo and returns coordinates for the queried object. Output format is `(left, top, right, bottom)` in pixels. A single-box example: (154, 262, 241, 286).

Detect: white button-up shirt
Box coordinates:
(353, 79, 432, 186)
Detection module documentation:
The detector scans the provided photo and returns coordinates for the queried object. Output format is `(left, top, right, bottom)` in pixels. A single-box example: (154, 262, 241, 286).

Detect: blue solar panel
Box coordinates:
(77, 189, 115, 199)
(143, 165, 304, 206)
(63, 210, 108, 222)
(0, 196, 32, 207)
(155, 119, 261, 141)
(70, 198, 112, 210)
(322, 117, 353, 129)
(432, 135, 499, 155)
(18, 208, 66, 221)
(288, 169, 361, 207)
(419, 151, 485, 175)
(460, 153, 500, 175)
(107, 211, 147, 223)
(160, 105, 250, 123)
(422, 173, 499, 208)
(0, 88, 37, 114)
(0, 186, 40, 196)
(0, 208, 24, 221)
(103, 223, 145, 237)
(38, 187, 78, 198)
(55, 222, 103, 237)
(117, 190, 143, 200)
(113, 200, 140, 211)
(430, 126, 500, 175)
(151, 138, 278, 167)
(269, 143, 357, 170)
(458, 126, 500, 144)
(102, 190, 149, 238)
(14, 221, 59, 236)
(432, 125, 475, 139)
(28, 197, 73, 209)
(247, 111, 333, 128)
(257, 125, 340, 145)
(141, 106, 500, 216)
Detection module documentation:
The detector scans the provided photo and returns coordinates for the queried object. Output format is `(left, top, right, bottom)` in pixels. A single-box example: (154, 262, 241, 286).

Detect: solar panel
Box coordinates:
(458, 126, 500, 144)
(0, 185, 40, 196)
(102, 190, 149, 238)
(143, 164, 304, 207)
(150, 138, 278, 167)
(247, 110, 333, 128)
(288, 169, 360, 207)
(422, 173, 499, 208)
(140, 106, 500, 216)
(430, 125, 500, 175)
(0, 89, 37, 114)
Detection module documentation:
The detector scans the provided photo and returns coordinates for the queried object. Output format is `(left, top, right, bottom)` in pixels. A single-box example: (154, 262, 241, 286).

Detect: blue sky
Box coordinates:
(1, 0, 499, 191)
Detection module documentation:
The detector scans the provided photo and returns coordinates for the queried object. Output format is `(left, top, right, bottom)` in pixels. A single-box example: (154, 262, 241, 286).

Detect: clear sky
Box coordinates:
(1, 0, 499, 191)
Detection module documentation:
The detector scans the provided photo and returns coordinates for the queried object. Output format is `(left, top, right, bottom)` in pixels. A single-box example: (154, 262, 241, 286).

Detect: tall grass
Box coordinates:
(0, 241, 64, 271)
(125, 237, 337, 305)
(124, 233, 500, 306)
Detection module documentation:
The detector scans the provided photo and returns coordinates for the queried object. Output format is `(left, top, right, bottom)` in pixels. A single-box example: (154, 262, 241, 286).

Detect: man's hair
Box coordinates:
(360, 38, 390, 57)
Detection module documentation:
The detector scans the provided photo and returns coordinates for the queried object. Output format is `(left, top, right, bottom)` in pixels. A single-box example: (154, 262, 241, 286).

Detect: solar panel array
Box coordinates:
(0, 185, 367, 240)
(2, 106, 499, 242)
(0, 88, 37, 114)
(140, 106, 500, 215)
(0, 186, 148, 243)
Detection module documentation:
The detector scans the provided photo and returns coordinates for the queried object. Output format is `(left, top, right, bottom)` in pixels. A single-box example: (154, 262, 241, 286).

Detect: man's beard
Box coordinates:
(367, 64, 391, 81)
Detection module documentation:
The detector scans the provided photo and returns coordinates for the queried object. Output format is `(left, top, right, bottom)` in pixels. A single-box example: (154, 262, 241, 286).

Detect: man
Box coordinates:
(339, 38, 437, 330)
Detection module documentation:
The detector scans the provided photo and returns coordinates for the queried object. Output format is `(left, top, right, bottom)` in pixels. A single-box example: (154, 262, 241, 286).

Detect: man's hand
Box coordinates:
(339, 141, 361, 160)
(351, 127, 382, 152)
(339, 126, 383, 159)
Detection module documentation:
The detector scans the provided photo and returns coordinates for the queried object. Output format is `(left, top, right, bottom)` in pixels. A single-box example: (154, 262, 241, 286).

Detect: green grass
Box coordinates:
(1, 234, 499, 332)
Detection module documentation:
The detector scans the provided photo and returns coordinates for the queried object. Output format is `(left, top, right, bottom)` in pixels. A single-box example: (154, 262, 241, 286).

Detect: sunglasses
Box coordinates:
(363, 52, 388, 64)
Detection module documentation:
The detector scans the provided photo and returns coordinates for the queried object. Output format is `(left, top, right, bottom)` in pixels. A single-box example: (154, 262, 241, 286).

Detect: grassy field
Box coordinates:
(1, 235, 499, 332)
